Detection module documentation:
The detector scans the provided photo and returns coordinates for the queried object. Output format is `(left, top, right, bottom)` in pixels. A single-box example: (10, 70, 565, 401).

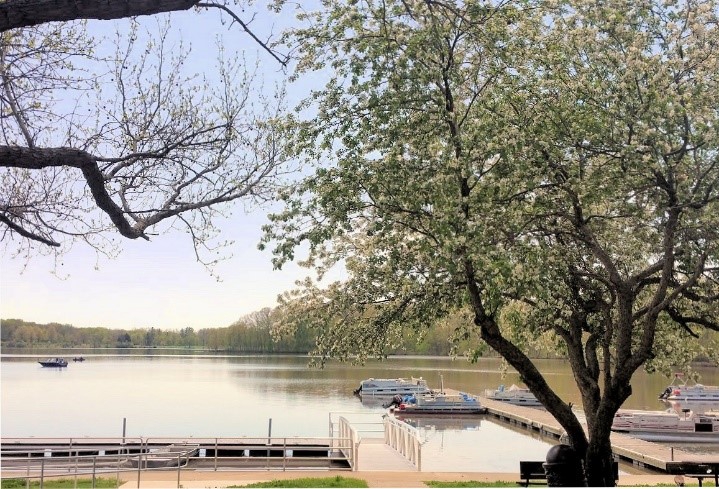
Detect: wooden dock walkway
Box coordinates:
(355, 438, 416, 471)
(476, 394, 718, 471)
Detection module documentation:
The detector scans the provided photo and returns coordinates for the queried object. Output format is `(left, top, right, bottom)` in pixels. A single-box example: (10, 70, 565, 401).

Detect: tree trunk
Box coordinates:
(585, 415, 617, 486)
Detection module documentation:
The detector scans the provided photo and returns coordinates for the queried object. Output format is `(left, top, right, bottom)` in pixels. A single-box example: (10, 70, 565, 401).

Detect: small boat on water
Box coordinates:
(353, 377, 432, 398)
(483, 384, 542, 407)
(38, 358, 68, 368)
(390, 392, 487, 415)
(659, 374, 719, 402)
(611, 409, 719, 443)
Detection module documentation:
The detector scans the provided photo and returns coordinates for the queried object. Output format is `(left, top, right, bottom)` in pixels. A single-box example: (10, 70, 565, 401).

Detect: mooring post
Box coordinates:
(267, 418, 273, 466)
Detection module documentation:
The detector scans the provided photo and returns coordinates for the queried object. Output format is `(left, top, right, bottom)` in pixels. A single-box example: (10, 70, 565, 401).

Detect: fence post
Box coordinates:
(136, 453, 142, 489)
(92, 456, 97, 489)
(25, 452, 30, 489)
(176, 454, 182, 488)
(417, 436, 422, 472)
(116, 453, 121, 489)
(74, 450, 79, 489)
(40, 458, 45, 489)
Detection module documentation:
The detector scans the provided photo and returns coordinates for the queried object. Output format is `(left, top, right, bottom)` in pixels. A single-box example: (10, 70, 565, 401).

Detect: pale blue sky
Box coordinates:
(0, 6, 322, 331)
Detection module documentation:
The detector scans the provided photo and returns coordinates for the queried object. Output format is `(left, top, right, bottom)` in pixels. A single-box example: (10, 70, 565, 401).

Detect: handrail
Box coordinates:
(1, 435, 356, 487)
(383, 415, 421, 471)
(336, 417, 359, 471)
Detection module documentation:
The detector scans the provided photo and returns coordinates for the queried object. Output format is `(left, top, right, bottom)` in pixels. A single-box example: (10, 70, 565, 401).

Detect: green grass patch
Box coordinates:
(424, 481, 517, 488)
(1, 478, 119, 489)
(229, 476, 368, 488)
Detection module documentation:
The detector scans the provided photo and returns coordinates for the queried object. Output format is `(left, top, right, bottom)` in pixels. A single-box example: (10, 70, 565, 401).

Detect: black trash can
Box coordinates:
(543, 444, 587, 487)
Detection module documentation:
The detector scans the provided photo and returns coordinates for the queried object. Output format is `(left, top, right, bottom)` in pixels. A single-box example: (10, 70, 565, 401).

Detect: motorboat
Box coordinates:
(611, 409, 719, 443)
(353, 377, 432, 398)
(658, 375, 719, 402)
(483, 384, 542, 407)
(390, 392, 487, 415)
(38, 358, 68, 367)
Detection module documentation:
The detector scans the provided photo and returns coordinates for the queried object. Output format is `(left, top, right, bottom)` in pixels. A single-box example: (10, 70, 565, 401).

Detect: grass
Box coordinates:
(229, 476, 369, 488)
(424, 482, 517, 488)
(1, 478, 119, 489)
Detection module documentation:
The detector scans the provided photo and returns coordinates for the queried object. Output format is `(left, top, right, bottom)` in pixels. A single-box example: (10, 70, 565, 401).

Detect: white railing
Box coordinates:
(384, 415, 422, 470)
(336, 417, 359, 470)
(1, 435, 354, 488)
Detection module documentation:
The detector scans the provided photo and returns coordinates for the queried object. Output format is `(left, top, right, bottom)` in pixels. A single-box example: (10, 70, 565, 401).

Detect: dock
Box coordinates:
(477, 394, 718, 472)
(356, 438, 415, 471)
(1, 392, 716, 483)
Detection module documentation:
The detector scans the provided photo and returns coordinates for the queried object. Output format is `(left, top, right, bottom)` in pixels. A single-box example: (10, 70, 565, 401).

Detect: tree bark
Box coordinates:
(1, 145, 148, 240)
(585, 425, 616, 487)
(0, 0, 200, 31)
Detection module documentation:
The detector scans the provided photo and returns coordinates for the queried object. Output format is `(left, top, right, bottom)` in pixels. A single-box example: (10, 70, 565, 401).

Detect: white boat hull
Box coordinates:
(355, 377, 431, 398)
(612, 409, 719, 443)
(613, 430, 719, 443)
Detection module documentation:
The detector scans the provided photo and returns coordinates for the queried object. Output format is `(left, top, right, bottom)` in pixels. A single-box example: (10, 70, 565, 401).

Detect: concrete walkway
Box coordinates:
(114, 469, 684, 488)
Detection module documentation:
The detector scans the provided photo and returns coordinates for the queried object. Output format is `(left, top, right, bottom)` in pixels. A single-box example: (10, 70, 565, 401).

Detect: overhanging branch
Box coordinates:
(0, 0, 199, 31)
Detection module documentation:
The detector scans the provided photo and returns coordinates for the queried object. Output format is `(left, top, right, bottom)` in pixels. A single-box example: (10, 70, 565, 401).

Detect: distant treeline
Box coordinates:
(0, 311, 493, 356)
(0, 309, 315, 353)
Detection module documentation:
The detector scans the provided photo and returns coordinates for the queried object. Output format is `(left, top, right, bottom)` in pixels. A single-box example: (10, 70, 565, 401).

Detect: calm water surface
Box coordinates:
(2, 352, 717, 471)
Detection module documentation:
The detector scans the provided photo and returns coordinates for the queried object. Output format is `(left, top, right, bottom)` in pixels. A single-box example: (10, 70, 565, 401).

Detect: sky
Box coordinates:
(0, 5, 325, 331)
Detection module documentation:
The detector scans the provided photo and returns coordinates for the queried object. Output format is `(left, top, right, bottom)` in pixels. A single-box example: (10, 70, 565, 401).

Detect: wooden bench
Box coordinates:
(681, 463, 719, 487)
(518, 460, 619, 487)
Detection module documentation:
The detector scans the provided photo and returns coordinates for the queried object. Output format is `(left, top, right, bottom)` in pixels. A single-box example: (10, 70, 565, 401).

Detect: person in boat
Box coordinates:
(383, 394, 403, 408)
(660, 386, 673, 399)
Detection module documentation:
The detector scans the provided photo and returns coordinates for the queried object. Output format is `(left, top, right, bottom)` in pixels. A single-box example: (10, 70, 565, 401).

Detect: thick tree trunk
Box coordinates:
(0, 0, 199, 31)
(585, 429, 616, 487)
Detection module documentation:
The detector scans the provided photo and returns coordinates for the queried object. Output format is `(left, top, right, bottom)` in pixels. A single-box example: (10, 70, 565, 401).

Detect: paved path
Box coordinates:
(113, 468, 684, 488)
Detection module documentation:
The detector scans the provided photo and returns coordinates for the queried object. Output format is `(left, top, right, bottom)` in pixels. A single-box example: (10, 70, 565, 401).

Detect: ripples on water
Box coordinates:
(1, 352, 717, 471)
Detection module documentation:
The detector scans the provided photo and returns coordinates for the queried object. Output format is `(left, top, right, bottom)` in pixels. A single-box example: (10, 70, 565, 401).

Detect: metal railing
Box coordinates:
(335, 417, 359, 470)
(384, 415, 422, 470)
(1, 435, 354, 488)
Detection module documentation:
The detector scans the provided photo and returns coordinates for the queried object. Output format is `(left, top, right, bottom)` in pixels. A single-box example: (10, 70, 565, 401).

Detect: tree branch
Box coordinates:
(0, 0, 199, 31)
(1, 145, 148, 240)
(196, 2, 289, 67)
(0, 211, 60, 246)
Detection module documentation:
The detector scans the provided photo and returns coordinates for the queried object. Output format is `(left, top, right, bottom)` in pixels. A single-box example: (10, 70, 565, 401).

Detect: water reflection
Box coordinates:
(394, 415, 483, 431)
(2, 353, 718, 438)
(401, 414, 555, 472)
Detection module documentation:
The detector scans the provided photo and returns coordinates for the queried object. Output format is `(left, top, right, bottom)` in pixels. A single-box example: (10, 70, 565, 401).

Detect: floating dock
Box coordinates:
(477, 394, 718, 472)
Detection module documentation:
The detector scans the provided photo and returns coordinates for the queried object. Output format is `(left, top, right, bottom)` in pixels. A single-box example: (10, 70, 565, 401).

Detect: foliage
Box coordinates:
(0, 478, 118, 489)
(0, 312, 491, 356)
(229, 476, 368, 488)
(264, 0, 719, 485)
(0, 2, 290, 269)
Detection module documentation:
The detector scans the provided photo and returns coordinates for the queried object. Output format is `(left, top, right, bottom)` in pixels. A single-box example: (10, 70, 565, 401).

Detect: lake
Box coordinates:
(1, 352, 717, 472)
